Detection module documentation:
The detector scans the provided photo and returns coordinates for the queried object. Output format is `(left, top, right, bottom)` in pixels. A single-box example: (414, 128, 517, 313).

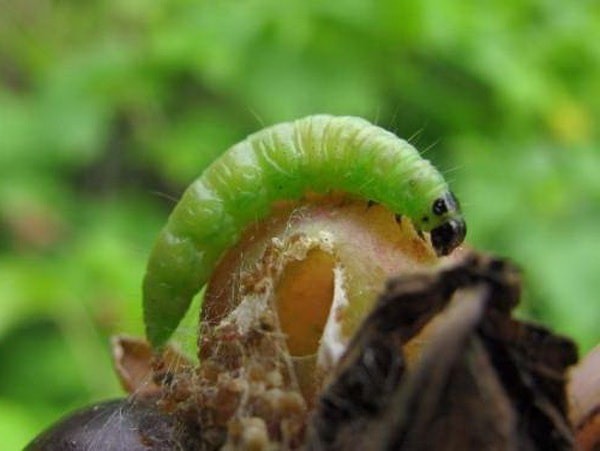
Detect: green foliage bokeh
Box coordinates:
(1, 0, 599, 447)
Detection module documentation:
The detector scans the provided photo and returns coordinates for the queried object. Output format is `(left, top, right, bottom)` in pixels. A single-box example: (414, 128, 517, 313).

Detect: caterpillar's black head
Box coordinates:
(429, 192, 466, 256)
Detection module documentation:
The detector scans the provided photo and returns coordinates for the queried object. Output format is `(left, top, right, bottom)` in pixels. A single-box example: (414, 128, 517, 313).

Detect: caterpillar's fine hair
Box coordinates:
(143, 115, 466, 347)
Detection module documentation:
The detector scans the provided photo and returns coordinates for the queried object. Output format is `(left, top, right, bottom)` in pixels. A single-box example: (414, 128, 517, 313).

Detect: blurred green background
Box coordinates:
(1, 0, 599, 447)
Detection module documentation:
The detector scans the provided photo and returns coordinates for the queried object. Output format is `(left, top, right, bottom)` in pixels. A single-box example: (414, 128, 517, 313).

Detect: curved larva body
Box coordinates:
(143, 115, 465, 347)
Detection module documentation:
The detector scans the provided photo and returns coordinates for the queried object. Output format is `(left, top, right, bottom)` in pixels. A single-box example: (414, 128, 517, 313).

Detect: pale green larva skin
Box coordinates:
(143, 115, 462, 347)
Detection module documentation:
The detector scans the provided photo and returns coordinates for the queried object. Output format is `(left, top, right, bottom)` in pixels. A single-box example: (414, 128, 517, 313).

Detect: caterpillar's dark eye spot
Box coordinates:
(432, 198, 448, 216)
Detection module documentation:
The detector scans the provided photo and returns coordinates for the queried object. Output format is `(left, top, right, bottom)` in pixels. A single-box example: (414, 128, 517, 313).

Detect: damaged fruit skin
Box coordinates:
(201, 196, 443, 398)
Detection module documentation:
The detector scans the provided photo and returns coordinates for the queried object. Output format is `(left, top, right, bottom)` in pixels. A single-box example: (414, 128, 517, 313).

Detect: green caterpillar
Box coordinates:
(143, 115, 466, 347)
